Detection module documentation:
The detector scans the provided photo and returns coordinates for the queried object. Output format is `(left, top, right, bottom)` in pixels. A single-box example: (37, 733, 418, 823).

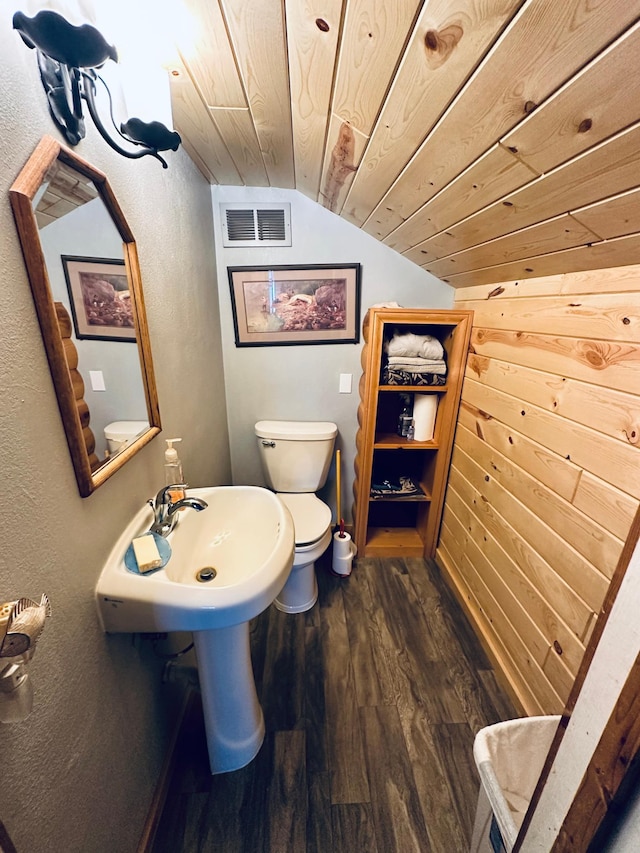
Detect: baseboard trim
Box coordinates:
(136, 687, 195, 853)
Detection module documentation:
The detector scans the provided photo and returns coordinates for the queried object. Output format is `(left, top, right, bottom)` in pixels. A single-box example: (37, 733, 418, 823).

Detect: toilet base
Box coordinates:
(274, 561, 318, 613)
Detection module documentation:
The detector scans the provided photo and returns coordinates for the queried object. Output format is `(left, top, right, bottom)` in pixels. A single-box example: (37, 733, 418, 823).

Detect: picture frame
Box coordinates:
(228, 263, 361, 346)
(61, 255, 136, 342)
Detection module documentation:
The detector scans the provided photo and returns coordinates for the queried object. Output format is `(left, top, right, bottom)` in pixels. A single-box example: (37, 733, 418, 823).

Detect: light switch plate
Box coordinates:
(89, 370, 106, 392)
(339, 373, 352, 394)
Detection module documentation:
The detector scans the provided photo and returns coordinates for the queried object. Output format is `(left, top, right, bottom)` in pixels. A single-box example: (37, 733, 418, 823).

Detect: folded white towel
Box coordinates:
(386, 332, 444, 360)
(387, 356, 445, 368)
(387, 362, 447, 375)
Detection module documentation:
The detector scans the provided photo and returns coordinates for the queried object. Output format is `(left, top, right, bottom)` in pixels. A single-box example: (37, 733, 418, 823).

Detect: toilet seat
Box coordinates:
(276, 493, 332, 546)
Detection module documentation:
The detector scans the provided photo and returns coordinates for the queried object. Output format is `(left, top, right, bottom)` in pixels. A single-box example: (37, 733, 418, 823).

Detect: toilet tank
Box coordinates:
(255, 420, 337, 493)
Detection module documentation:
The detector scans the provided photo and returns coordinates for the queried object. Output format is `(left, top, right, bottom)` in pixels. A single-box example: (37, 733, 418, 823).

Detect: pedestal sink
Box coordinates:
(96, 486, 294, 773)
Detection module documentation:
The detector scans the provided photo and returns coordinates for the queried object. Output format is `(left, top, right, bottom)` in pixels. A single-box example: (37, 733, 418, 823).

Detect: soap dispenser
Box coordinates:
(164, 438, 185, 502)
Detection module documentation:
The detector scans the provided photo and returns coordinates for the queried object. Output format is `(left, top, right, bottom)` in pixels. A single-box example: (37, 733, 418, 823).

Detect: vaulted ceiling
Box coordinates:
(168, 1, 640, 287)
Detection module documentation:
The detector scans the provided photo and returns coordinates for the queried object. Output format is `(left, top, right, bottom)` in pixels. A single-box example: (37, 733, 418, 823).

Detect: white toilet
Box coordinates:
(104, 420, 149, 456)
(255, 420, 337, 613)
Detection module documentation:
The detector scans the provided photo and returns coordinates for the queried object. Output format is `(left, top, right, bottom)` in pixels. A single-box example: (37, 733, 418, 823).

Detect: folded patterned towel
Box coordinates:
(370, 476, 424, 499)
(386, 332, 444, 360)
(382, 367, 447, 386)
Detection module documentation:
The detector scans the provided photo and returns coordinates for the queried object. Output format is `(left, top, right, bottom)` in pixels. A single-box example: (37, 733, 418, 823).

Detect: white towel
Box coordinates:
(387, 356, 444, 367)
(387, 356, 447, 375)
(386, 332, 444, 360)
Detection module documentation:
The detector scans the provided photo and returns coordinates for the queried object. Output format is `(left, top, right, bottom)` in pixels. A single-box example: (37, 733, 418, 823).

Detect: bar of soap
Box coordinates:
(132, 534, 163, 573)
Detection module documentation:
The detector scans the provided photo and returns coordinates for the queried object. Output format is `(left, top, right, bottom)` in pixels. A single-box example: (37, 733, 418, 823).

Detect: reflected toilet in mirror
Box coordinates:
(10, 136, 161, 495)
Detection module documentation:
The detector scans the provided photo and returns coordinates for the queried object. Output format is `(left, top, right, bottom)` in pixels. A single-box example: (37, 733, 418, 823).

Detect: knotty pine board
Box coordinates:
(444, 480, 586, 679)
(450, 443, 609, 614)
(447, 462, 592, 642)
(501, 19, 640, 176)
(437, 523, 545, 716)
(457, 423, 623, 577)
(285, 0, 343, 199)
(462, 379, 640, 502)
(391, 19, 640, 259)
(319, 0, 423, 213)
(440, 265, 640, 713)
(445, 233, 640, 288)
(365, 0, 640, 240)
(388, 144, 537, 257)
(438, 511, 562, 714)
(450, 264, 640, 301)
(465, 353, 640, 446)
(414, 121, 640, 263)
(220, 0, 295, 188)
(342, 0, 522, 226)
(424, 214, 599, 279)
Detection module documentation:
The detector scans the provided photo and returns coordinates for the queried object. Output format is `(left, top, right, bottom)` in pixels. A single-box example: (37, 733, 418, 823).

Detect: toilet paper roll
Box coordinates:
(413, 394, 438, 441)
(332, 531, 356, 576)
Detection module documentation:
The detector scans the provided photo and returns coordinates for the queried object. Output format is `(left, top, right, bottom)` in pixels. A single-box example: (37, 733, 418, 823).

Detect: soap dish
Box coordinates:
(124, 532, 171, 575)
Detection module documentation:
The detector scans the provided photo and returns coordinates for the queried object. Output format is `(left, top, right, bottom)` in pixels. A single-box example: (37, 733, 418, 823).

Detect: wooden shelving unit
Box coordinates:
(353, 307, 473, 558)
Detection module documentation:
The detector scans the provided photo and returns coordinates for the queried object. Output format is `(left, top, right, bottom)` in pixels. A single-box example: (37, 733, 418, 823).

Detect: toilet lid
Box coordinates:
(277, 493, 332, 546)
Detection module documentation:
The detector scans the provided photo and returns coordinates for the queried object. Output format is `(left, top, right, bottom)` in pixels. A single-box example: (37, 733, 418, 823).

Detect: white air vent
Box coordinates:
(221, 203, 291, 247)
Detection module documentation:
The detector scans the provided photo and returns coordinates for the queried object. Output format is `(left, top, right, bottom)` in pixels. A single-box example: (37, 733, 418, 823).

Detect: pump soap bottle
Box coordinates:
(164, 439, 185, 503)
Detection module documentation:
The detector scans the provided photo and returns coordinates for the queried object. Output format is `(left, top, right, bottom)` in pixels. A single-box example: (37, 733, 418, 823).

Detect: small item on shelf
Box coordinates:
(382, 366, 446, 386)
(370, 476, 423, 499)
(406, 419, 415, 441)
(397, 394, 413, 436)
(382, 330, 448, 386)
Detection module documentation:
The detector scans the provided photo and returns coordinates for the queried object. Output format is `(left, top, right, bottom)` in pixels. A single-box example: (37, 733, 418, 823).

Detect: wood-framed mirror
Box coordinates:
(10, 135, 160, 497)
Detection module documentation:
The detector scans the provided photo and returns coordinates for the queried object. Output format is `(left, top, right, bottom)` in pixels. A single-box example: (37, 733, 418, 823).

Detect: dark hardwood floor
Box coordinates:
(151, 555, 518, 853)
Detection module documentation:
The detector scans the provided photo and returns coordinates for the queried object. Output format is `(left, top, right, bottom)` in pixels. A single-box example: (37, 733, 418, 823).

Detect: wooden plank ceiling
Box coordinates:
(169, 1, 640, 288)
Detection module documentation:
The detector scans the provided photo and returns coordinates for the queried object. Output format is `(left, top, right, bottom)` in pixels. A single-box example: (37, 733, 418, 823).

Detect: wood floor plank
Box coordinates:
(478, 669, 521, 724)
(260, 606, 306, 732)
(363, 559, 467, 724)
(360, 705, 432, 853)
(364, 557, 441, 663)
(304, 623, 328, 774)
(406, 558, 518, 730)
(432, 722, 482, 841)
(151, 555, 518, 853)
(396, 704, 477, 852)
(306, 772, 334, 853)
(265, 730, 307, 852)
(340, 557, 387, 706)
(317, 563, 371, 805)
(331, 802, 379, 853)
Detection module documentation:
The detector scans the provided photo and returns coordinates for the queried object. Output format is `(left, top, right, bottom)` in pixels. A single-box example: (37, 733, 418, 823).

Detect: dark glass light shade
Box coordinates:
(13, 10, 181, 168)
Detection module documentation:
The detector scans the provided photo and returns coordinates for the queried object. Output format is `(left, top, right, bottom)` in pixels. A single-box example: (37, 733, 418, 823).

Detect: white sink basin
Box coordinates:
(96, 485, 295, 633)
(96, 485, 295, 774)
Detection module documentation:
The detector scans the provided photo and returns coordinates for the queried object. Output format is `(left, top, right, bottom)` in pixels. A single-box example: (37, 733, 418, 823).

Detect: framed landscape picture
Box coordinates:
(228, 263, 361, 346)
(62, 255, 136, 342)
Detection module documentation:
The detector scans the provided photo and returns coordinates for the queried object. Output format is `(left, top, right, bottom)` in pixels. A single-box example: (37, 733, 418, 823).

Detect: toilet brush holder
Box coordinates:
(332, 531, 356, 577)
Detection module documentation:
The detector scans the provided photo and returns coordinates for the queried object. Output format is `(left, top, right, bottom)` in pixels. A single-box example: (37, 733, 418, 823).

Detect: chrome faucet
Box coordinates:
(147, 484, 208, 537)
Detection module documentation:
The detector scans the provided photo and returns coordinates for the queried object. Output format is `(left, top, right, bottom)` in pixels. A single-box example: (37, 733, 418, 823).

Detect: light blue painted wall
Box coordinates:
(212, 185, 454, 522)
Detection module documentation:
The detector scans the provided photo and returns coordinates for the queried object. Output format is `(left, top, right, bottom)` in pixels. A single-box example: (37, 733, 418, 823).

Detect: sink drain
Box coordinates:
(196, 567, 217, 582)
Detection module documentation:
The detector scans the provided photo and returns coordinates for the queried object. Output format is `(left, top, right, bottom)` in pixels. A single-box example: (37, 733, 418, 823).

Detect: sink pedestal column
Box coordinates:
(193, 622, 265, 774)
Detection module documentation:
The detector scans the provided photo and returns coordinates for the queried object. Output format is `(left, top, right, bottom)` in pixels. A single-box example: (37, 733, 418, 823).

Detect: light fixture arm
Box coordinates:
(82, 70, 178, 169)
(13, 10, 181, 168)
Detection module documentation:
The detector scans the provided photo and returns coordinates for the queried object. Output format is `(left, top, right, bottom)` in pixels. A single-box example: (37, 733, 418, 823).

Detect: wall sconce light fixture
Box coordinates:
(13, 10, 181, 168)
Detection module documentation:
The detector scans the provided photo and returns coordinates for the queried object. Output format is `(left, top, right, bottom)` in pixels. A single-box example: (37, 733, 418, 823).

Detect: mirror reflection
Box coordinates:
(36, 160, 148, 462)
(10, 136, 160, 496)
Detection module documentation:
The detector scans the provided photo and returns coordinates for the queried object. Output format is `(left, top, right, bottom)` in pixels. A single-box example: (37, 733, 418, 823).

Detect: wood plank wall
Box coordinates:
(435, 265, 640, 715)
